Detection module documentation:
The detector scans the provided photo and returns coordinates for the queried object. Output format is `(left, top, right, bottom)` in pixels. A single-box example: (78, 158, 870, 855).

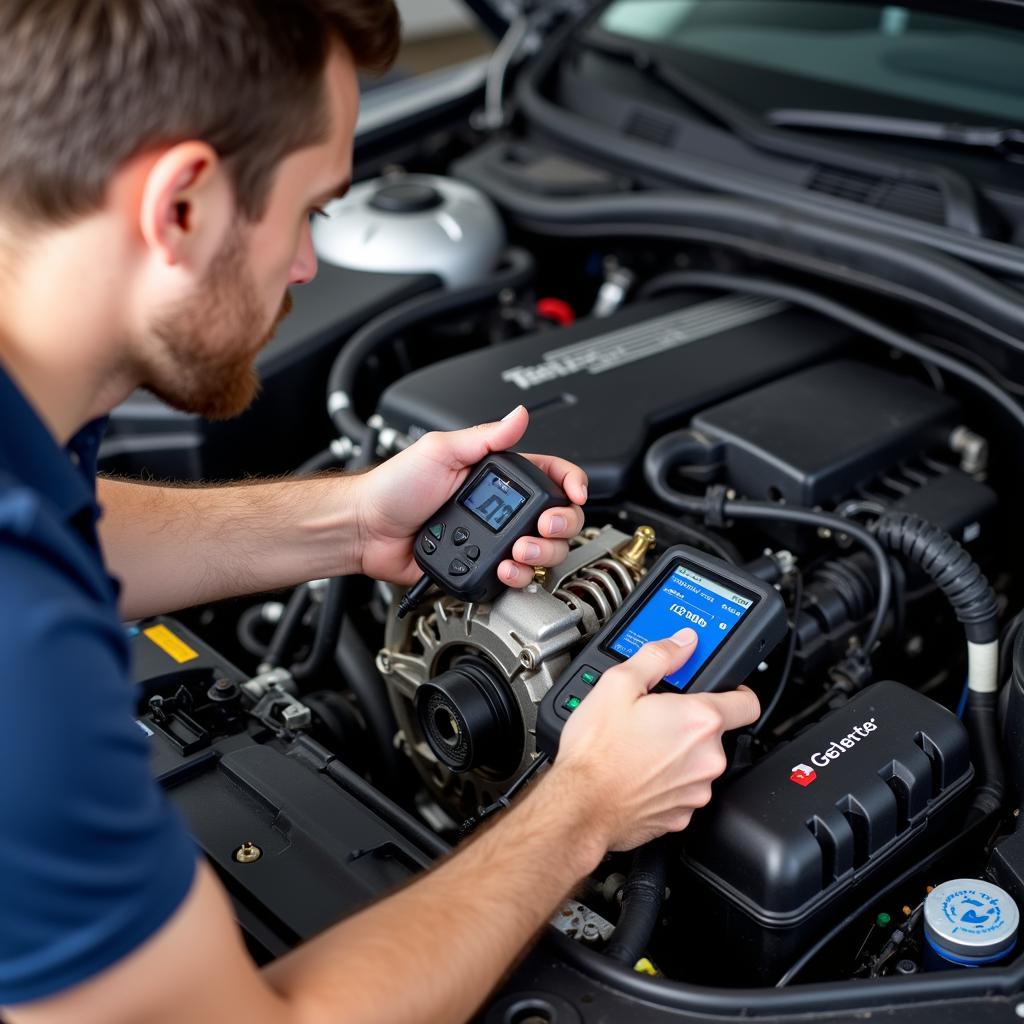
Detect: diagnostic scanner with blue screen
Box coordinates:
(536, 545, 789, 756)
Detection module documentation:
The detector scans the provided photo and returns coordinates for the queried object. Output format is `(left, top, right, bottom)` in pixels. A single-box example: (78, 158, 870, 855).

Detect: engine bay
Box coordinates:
(108, 4, 1024, 1018)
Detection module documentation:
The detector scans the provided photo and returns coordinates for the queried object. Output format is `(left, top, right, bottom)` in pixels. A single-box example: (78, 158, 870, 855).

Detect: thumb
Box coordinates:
(436, 405, 529, 469)
(613, 628, 699, 697)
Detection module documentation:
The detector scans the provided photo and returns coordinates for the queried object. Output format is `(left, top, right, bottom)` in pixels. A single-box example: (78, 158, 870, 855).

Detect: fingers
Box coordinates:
(512, 536, 569, 567)
(425, 405, 530, 470)
(538, 505, 585, 540)
(699, 687, 762, 733)
(523, 452, 589, 507)
(496, 532, 576, 589)
(498, 561, 532, 587)
(612, 629, 698, 696)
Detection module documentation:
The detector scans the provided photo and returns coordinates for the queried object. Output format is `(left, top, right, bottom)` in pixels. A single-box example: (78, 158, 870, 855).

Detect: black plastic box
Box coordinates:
(378, 293, 851, 499)
(691, 360, 960, 506)
(680, 682, 973, 983)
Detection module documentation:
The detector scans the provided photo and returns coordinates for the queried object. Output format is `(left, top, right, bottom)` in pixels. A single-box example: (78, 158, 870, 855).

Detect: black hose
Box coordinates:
(296, 446, 345, 475)
(598, 499, 741, 565)
(636, 272, 1024, 440)
(237, 603, 278, 658)
(872, 513, 1003, 823)
(263, 585, 312, 669)
(335, 617, 408, 794)
(290, 428, 380, 684)
(604, 839, 670, 966)
(326, 248, 536, 441)
(965, 691, 1006, 825)
(643, 444, 892, 663)
(875, 513, 1000, 644)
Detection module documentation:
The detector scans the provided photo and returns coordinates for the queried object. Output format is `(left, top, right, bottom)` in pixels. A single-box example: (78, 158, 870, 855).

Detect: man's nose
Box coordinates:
(289, 223, 319, 286)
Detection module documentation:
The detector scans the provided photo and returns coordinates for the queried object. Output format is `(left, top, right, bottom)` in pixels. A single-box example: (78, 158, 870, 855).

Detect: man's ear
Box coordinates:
(138, 141, 233, 268)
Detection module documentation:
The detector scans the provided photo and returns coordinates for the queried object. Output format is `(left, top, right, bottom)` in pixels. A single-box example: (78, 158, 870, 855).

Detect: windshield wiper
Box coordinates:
(767, 109, 1024, 163)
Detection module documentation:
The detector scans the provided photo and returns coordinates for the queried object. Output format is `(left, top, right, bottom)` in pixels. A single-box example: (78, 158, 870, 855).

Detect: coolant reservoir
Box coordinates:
(924, 878, 1019, 969)
(312, 174, 506, 289)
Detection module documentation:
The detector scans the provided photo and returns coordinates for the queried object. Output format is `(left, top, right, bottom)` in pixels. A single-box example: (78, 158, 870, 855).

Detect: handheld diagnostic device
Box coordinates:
(397, 451, 568, 617)
(536, 545, 789, 755)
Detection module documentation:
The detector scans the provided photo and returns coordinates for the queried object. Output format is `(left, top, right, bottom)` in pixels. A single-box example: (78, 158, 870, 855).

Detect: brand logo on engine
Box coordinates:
(500, 298, 786, 391)
(790, 718, 879, 785)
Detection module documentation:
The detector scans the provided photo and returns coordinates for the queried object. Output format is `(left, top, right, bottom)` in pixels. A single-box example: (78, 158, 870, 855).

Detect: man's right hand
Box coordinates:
(554, 627, 760, 852)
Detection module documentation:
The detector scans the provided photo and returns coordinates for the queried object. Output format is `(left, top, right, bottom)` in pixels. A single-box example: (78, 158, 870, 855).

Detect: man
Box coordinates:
(0, 3, 760, 1022)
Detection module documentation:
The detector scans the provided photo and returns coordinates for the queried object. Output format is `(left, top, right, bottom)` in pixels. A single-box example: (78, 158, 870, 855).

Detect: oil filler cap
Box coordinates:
(924, 878, 1019, 967)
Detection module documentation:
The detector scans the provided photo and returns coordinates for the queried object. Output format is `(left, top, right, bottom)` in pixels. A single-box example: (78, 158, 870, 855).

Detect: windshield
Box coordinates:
(598, 1, 1024, 126)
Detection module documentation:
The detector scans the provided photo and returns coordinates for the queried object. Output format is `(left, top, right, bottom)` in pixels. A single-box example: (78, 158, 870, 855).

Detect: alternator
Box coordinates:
(377, 525, 655, 818)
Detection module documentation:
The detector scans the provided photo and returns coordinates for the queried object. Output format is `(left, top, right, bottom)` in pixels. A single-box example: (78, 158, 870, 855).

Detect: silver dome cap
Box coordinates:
(312, 174, 506, 290)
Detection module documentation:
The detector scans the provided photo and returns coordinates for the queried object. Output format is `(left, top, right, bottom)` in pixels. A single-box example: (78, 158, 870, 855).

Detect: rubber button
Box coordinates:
(429, 523, 445, 541)
(580, 668, 600, 686)
(421, 536, 437, 555)
(465, 545, 481, 562)
(449, 559, 470, 577)
(452, 527, 470, 546)
(563, 695, 582, 712)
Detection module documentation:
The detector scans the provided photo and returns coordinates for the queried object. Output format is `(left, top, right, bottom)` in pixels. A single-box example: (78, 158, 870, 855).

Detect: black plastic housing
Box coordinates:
(690, 360, 960, 506)
(379, 294, 850, 500)
(680, 682, 973, 984)
(132, 620, 441, 959)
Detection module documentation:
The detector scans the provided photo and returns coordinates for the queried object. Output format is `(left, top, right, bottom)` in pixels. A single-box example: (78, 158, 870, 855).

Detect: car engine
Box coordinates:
(107, 6, 1024, 1017)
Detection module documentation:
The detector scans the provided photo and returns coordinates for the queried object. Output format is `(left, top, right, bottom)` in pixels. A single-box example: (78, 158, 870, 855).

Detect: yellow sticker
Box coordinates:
(144, 624, 199, 664)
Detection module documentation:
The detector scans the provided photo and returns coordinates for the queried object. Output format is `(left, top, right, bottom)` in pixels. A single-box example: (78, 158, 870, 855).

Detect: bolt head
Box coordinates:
(234, 841, 263, 864)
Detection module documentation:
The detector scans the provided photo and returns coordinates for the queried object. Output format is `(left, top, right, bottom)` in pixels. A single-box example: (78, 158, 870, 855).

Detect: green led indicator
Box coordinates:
(563, 695, 582, 712)
(429, 523, 444, 540)
(876, 913, 891, 927)
(581, 670, 599, 685)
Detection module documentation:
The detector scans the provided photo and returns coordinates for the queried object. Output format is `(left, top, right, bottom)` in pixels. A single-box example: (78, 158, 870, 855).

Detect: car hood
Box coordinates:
(460, 0, 1024, 39)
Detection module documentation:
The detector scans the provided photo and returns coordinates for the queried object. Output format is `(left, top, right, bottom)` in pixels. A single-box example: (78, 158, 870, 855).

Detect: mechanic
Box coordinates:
(0, 3, 760, 1023)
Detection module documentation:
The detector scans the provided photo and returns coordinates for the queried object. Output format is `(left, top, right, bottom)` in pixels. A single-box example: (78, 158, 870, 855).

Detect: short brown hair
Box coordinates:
(0, 1, 400, 226)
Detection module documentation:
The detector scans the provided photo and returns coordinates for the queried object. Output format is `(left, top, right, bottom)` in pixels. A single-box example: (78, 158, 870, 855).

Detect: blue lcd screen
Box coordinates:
(461, 469, 529, 532)
(606, 562, 757, 691)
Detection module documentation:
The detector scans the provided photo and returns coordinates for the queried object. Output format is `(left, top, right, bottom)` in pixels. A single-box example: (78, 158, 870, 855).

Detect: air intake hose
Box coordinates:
(874, 512, 1003, 823)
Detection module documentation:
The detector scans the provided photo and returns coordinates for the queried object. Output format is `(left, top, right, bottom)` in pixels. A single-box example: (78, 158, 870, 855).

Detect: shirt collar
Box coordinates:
(0, 361, 102, 523)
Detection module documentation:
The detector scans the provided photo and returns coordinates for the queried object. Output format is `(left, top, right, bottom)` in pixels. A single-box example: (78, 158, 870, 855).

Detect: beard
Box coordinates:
(145, 227, 294, 420)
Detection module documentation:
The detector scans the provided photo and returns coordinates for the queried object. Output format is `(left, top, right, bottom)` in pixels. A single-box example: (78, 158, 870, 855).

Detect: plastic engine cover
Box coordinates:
(680, 682, 973, 983)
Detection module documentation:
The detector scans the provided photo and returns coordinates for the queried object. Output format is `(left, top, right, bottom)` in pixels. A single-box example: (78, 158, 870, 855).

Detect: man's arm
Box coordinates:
(6, 634, 760, 1024)
(97, 474, 364, 620)
(98, 407, 586, 620)
(8, 765, 602, 1024)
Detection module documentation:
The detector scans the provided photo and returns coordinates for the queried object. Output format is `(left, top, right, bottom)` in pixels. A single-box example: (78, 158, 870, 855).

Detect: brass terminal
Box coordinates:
(532, 565, 549, 585)
(234, 841, 263, 864)
(616, 525, 657, 577)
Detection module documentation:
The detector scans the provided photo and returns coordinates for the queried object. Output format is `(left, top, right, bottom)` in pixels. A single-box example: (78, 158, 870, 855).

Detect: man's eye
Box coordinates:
(308, 206, 330, 224)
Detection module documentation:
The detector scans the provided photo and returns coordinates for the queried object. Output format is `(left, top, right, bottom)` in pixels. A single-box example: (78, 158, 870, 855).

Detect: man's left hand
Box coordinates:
(355, 406, 587, 589)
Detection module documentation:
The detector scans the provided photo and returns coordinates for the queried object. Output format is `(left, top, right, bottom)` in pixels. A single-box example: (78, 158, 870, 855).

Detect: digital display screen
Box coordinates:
(460, 469, 529, 532)
(606, 562, 757, 692)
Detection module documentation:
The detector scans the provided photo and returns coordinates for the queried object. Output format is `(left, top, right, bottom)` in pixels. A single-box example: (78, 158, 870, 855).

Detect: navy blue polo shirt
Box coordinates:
(0, 363, 197, 1006)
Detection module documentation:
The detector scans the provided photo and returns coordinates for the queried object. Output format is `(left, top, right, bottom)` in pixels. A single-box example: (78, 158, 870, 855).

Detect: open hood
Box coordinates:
(459, 0, 518, 37)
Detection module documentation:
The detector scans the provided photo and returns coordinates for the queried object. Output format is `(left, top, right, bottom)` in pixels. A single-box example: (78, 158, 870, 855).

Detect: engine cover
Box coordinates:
(680, 682, 973, 983)
(377, 293, 851, 499)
